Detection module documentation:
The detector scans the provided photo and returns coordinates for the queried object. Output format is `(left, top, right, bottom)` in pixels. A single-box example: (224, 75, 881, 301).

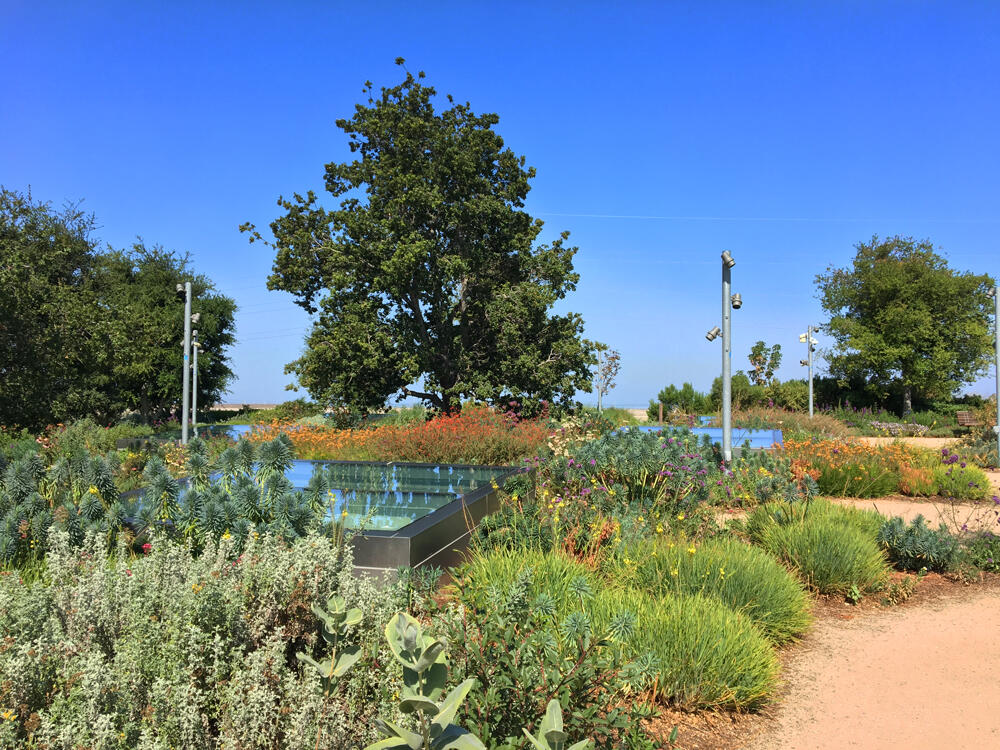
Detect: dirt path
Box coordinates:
(745, 585, 1000, 749)
(831, 496, 1000, 534)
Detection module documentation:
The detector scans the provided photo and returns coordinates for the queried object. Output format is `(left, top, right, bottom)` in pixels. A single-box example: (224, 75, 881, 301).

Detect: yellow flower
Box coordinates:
(656, 525, 664, 534)
(687, 546, 696, 556)
(608, 489, 616, 497)
(2, 709, 15, 721)
(511, 494, 519, 501)
(637, 516, 645, 523)
(341, 510, 349, 518)
(670, 567, 679, 577)
(88, 485, 99, 495)
(221, 530, 231, 540)
(677, 513, 685, 521)
(191, 583, 203, 593)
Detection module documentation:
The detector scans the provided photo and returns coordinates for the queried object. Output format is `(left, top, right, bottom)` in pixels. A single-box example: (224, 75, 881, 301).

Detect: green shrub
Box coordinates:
(589, 588, 780, 710)
(455, 548, 599, 616)
(50, 418, 154, 456)
(443, 569, 655, 748)
(931, 463, 990, 500)
(753, 514, 888, 596)
(963, 531, 1000, 572)
(616, 535, 812, 644)
(877, 515, 959, 572)
(0, 532, 403, 749)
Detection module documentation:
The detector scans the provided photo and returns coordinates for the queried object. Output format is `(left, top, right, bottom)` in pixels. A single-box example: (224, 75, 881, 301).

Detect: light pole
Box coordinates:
(799, 326, 818, 418)
(178, 282, 192, 444)
(707, 250, 740, 463)
(988, 286, 999, 464)
(192, 330, 200, 439)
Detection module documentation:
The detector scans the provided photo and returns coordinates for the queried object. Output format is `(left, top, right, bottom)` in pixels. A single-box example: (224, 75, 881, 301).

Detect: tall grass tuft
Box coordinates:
(615, 535, 812, 644)
(589, 588, 780, 710)
(454, 547, 599, 615)
(747, 502, 889, 596)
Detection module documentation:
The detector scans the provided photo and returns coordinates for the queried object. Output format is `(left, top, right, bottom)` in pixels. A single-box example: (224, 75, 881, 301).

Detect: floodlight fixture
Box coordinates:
(800, 359, 809, 366)
(191, 312, 201, 324)
(706, 326, 721, 341)
(721, 250, 735, 268)
(988, 286, 996, 298)
(176, 283, 184, 293)
(731, 293, 742, 309)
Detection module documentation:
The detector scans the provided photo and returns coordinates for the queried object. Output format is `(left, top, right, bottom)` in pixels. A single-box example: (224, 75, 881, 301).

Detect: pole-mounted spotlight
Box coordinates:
(731, 293, 742, 309)
(800, 359, 809, 367)
(988, 287, 996, 299)
(706, 326, 721, 341)
(721, 250, 735, 268)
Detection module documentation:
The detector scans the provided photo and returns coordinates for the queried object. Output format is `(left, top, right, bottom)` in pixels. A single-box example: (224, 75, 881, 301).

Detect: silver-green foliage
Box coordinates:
(368, 612, 485, 750)
(0, 532, 401, 749)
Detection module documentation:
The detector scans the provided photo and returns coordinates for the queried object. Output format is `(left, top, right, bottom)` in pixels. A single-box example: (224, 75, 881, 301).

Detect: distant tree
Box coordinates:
(243, 62, 594, 414)
(710, 372, 756, 410)
(0, 188, 112, 429)
(593, 344, 621, 414)
(98, 244, 237, 423)
(748, 340, 782, 386)
(0, 187, 236, 429)
(647, 382, 711, 420)
(816, 236, 995, 414)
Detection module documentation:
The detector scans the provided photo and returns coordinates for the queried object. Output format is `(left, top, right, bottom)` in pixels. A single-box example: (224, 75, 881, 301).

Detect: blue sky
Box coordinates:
(3, 1, 998, 407)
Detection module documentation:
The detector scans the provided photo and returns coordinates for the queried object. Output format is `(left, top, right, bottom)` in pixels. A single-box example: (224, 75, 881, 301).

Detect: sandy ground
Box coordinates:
(832, 496, 1000, 534)
(855, 435, 959, 450)
(745, 585, 1000, 750)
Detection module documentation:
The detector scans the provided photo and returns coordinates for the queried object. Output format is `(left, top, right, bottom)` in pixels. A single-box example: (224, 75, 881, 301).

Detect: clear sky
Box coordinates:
(3, 1, 998, 407)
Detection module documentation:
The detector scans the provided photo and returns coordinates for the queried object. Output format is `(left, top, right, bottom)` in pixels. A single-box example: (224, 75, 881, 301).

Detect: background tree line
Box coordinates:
(0, 188, 236, 430)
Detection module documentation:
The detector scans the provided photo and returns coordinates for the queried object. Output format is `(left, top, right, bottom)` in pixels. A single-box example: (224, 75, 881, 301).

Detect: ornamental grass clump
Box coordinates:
(454, 548, 599, 616)
(615, 535, 812, 644)
(747, 502, 889, 596)
(589, 588, 780, 711)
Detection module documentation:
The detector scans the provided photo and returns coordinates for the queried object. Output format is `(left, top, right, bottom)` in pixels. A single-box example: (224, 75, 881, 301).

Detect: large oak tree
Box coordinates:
(816, 235, 995, 413)
(244, 63, 594, 413)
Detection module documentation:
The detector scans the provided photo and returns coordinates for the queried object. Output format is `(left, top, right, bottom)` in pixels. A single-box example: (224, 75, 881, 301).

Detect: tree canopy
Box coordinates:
(243, 63, 594, 414)
(0, 188, 236, 429)
(815, 235, 995, 413)
(747, 341, 782, 386)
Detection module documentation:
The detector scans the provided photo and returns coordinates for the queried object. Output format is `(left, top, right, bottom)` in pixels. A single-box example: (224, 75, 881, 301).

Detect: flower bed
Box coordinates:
(249, 405, 549, 465)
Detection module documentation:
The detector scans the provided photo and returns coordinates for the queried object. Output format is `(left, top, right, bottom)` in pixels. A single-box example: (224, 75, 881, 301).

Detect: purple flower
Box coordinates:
(589, 459, 596, 466)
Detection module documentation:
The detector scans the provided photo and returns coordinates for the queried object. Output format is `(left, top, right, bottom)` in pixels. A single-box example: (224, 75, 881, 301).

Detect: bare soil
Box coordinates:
(646, 576, 1000, 749)
(742, 579, 1000, 750)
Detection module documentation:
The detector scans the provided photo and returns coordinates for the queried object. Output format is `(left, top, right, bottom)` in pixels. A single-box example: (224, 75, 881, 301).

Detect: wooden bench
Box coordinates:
(956, 411, 981, 427)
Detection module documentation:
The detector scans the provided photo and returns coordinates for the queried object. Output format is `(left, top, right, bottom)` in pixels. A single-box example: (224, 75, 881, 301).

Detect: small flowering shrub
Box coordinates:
(251, 405, 548, 465)
(932, 449, 990, 500)
(0, 532, 404, 749)
(963, 531, 1000, 572)
(570, 427, 717, 512)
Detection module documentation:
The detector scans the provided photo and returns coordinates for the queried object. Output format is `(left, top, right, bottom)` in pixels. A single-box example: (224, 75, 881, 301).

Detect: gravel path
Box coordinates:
(746, 586, 1000, 750)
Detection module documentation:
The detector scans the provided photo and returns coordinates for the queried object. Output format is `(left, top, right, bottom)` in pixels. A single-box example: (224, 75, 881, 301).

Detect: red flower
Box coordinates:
(142, 543, 152, 554)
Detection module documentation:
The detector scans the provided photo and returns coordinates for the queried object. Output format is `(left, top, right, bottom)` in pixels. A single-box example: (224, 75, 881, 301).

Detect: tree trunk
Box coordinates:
(902, 385, 913, 416)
